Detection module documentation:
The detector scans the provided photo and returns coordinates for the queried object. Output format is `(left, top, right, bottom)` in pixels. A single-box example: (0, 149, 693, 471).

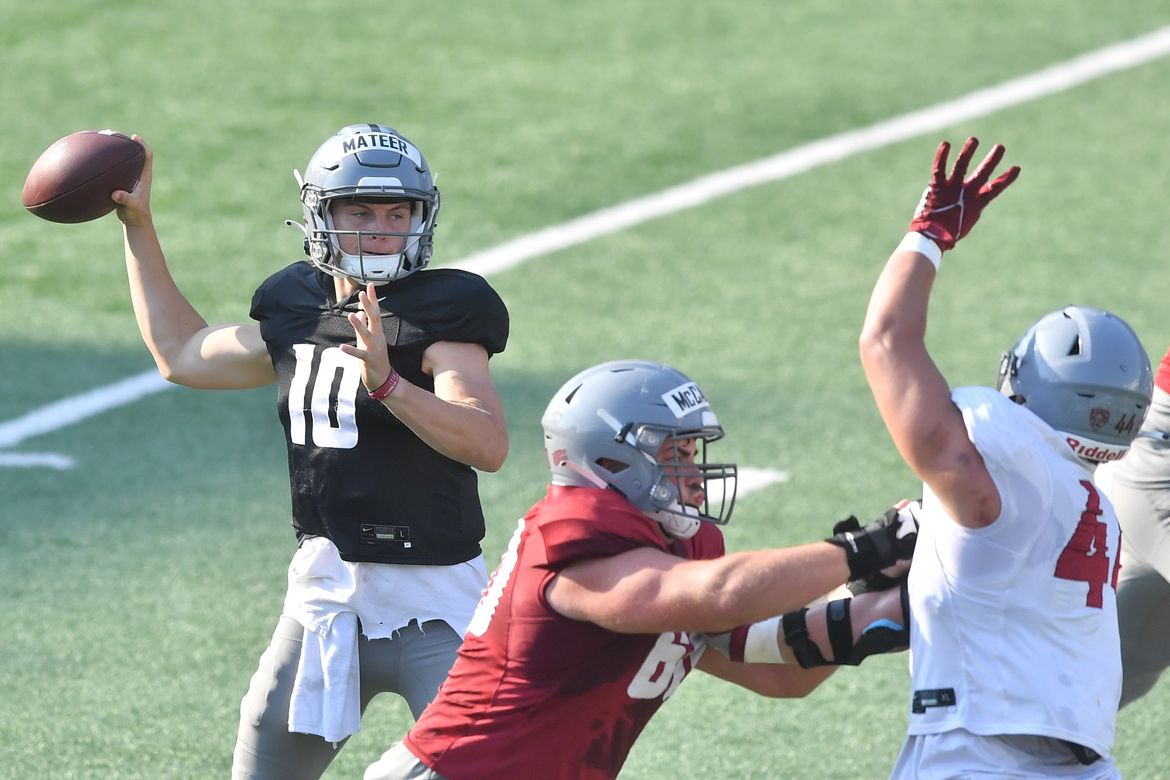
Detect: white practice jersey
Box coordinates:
(905, 387, 1122, 757)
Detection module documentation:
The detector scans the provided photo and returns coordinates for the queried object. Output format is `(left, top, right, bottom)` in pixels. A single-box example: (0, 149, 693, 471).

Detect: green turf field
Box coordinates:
(4, 2, 1170, 777)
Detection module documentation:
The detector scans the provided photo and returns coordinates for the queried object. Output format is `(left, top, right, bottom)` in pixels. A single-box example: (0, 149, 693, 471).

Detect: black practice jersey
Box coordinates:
(249, 262, 509, 565)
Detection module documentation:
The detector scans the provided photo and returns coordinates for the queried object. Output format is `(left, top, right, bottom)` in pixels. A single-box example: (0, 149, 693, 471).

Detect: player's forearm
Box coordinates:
(860, 250, 954, 476)
(707, 585, 909, 668)
(859, 249, 933, 356)
(123, 222, 211, 375)
(673, 543, 854, 632)
(378, 381, 508, 471)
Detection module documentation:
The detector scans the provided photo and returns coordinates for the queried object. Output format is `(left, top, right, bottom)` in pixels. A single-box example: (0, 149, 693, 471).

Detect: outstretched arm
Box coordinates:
(545, 503, 917, 635)
(113, 137, 275, 389)
(859, 138, 1019, 528)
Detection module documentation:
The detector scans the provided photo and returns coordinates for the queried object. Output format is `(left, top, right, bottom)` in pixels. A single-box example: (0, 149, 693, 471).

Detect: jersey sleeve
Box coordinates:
(541, 515, 665, 571)
(404, 270, 509, 355)
(248, 286, 267, 323)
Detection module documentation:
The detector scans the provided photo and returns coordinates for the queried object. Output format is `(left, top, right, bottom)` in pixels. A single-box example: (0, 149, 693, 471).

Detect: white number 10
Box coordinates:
(288, 344, 363, 449)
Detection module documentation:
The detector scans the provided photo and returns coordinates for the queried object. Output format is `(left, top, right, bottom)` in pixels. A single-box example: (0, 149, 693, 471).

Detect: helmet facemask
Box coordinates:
(621, 423, 738, 539)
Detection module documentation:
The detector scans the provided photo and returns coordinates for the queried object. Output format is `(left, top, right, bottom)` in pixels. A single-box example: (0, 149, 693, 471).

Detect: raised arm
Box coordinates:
(859, 138, 1019, 528)
(112, 137, 276, 389)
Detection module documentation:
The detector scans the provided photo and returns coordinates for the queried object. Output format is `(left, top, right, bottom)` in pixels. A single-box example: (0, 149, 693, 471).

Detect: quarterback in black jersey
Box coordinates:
(114, 124, 509, 780)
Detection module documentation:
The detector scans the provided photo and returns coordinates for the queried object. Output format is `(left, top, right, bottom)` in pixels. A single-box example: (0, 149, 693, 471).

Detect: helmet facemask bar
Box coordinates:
(627, 423, 738, 529)
(302, 187, 439, 285)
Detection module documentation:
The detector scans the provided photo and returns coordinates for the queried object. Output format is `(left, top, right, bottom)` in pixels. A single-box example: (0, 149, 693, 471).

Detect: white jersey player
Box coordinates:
(859, 138, 1153, 778)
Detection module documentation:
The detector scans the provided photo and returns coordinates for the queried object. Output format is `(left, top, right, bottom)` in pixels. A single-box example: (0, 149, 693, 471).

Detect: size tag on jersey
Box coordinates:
(912, 687, 957, 714)
(360, 524, 412, 549)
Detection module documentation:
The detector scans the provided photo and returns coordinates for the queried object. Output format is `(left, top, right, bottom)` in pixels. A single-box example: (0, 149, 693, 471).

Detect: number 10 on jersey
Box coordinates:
(288, 344, 363, 449)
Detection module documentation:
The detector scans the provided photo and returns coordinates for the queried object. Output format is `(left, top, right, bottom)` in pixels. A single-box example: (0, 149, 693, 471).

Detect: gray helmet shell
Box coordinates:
(294, 123, 439, 284)
(541, 360, 737, 538)
(997, 305, 1153, 463)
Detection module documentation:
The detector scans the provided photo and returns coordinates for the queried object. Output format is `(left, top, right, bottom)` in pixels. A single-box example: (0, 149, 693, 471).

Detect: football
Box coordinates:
(22, 130, 145, 223)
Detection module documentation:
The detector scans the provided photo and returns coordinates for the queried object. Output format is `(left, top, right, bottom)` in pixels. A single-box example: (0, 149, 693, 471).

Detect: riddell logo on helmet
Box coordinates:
(1089, 408, 1110, 432)
(1065, 436, 1126, 462)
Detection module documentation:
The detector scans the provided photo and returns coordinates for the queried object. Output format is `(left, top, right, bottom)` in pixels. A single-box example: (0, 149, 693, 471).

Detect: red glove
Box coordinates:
(908, 137, 1021, 251)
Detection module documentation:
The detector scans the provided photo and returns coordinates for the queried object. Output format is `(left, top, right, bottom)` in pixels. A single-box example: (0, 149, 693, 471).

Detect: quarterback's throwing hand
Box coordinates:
(908, 137, 1020, 251)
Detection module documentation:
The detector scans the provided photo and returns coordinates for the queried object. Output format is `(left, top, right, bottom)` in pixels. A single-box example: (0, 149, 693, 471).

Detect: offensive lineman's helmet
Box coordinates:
(997, 305, 1153, 463)
(288, 123, 439, 284)
(541, 360, 737, 539)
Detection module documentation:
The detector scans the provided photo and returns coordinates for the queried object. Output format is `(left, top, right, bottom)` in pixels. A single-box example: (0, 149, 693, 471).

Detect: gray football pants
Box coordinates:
(230, 614, 462, 780)
(1097, 386, 1170, 708)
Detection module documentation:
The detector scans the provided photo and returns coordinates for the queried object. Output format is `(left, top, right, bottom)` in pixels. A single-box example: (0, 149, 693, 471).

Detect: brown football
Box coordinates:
(22, 130, 145, 223)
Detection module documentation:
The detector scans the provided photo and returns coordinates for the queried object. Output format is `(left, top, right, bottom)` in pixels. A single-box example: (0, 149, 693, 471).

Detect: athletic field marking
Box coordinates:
(452, 26, 1170, 277)
(716, 467, 789, 502)
(0, 453, 75, 470)
(4, 26, 1170, 464)
(0, 370, 169, 450)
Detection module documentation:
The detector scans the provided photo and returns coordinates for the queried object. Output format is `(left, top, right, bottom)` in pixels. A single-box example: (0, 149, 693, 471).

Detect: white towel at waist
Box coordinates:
(288, 610, 361, 744)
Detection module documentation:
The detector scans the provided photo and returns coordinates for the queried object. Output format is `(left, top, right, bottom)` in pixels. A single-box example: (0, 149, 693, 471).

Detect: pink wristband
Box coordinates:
(368, 369, 401, 401)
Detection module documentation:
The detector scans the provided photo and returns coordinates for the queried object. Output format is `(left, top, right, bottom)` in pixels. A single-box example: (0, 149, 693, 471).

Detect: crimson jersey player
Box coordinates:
(365, 360, 919, 780)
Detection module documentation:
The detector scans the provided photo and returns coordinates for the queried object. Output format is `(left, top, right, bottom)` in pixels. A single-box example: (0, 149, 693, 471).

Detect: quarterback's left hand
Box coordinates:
(908, 137, 1020, 251)
(340, 282, 394, 392)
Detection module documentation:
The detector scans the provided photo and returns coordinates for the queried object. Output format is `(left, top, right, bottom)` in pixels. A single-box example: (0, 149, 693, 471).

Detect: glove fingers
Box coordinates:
(968, 143, 1006, 189)
(931, 141, 952, 187)
(950, 137, 980, 182)
(832, 516, 863, 535)
(980, 165, 1021, 203)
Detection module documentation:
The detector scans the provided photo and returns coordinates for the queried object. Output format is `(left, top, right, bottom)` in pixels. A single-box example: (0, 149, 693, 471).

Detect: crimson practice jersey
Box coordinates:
(404, 485, 725, 779)
(249, 263, 508, 564)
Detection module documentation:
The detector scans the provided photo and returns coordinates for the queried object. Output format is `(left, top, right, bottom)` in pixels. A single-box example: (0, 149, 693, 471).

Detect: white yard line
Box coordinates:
(0, 370, 169, 449)
(718, 467, 789, 502)
(0, 453, 75, 470)
(5, 25, 1170, 463)
(453, 27, 1170, 277)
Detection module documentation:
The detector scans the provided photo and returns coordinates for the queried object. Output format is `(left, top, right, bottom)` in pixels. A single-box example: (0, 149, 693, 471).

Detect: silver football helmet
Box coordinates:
(288, 123, 439, 284)
(541, 360, 737, 539)
(997, 305, 1153, 463)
